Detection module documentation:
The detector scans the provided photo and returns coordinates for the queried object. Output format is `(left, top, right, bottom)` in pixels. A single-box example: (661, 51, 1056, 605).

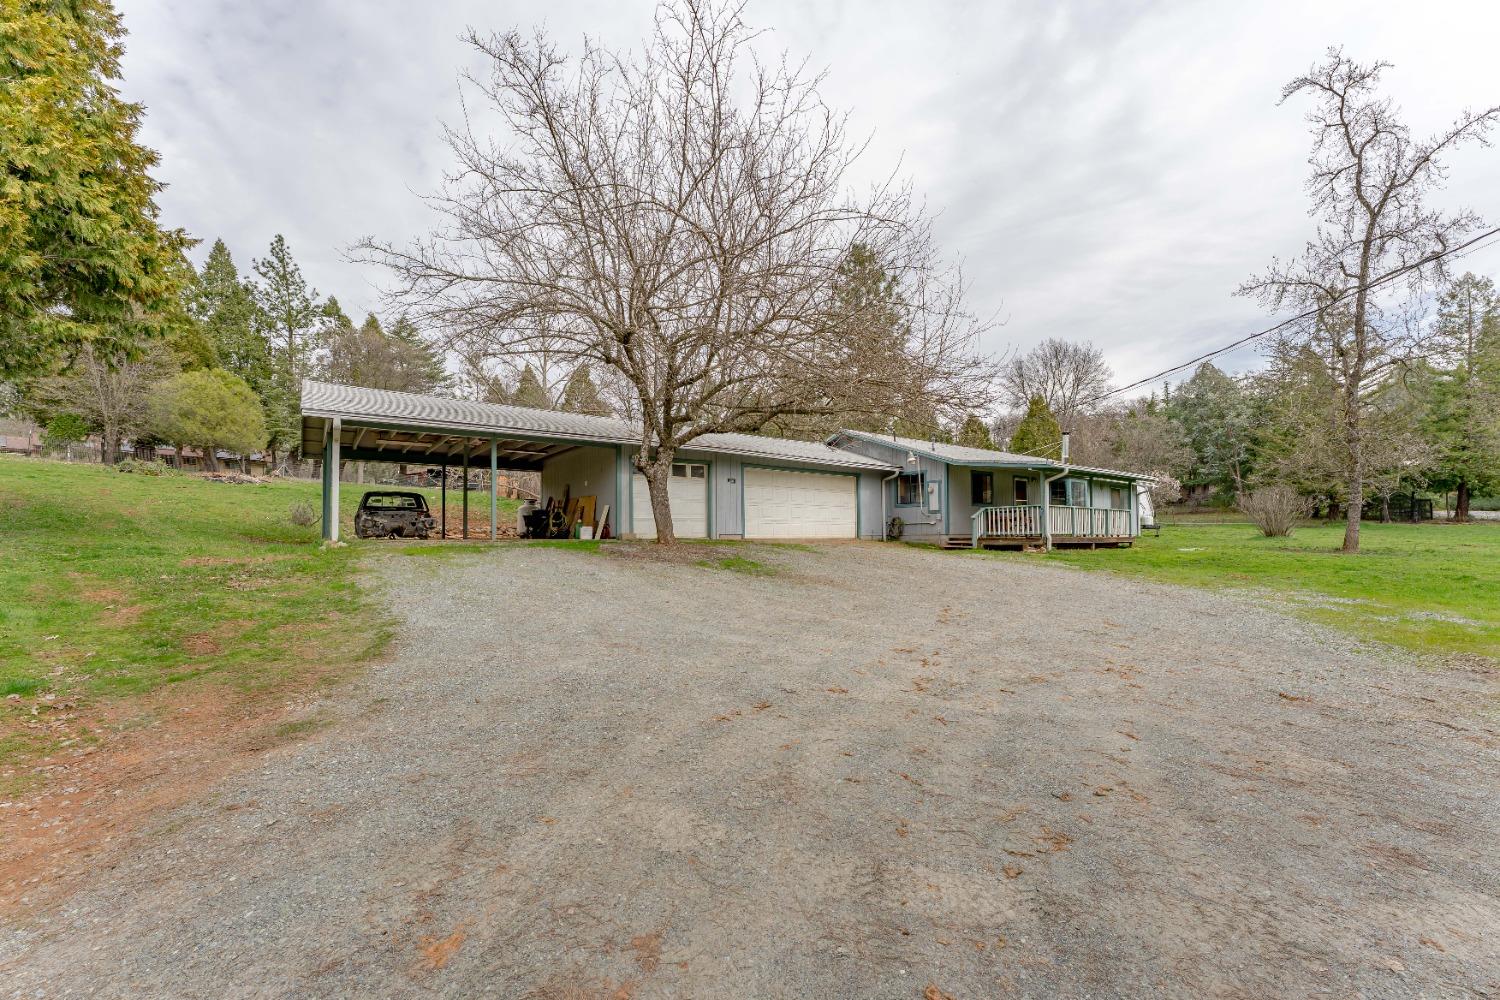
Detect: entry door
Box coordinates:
(632, 463, 709, 538)
(743, 468, 857, 539)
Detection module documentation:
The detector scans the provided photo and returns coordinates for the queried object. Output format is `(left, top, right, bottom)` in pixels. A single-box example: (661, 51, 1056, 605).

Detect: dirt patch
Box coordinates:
(415, 927, 467, 970)
(0, 670, 346, 918)
(180, 554, 291, 568)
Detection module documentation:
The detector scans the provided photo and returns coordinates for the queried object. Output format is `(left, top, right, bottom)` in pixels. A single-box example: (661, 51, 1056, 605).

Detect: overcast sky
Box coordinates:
(116, 0, 1500, 395)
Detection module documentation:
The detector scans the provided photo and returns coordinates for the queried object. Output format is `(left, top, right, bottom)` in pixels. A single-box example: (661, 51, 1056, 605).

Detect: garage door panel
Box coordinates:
(744, 468, 856, 539)
(632, 469, 708, 539)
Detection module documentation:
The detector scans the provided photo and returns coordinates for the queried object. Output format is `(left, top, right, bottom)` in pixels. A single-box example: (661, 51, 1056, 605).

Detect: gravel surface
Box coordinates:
(2, 542, 1497, 999)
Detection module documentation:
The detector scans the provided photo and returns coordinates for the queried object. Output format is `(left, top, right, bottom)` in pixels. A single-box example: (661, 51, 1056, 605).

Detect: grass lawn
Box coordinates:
(989, 521, 1500, 661)
(0, 457, 520, 774)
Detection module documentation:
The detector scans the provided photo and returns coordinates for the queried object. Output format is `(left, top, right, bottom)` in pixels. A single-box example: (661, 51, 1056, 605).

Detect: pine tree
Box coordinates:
(1010, 396, 1062, 460)
(0, 0, 192, 377)
(192, 240, 268, 385)
(511, 365, 550, 409)
(1422, 273, 1500, 520)
(251, 235, 320, 379)
(560, 364, 608, 415)
(956, 413, 996, 450)
(387, 316, 449, 394)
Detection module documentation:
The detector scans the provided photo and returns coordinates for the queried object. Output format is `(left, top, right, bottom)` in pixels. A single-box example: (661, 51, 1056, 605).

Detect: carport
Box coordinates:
(300, 380, 895, 543)
(300, 381, 632, 543)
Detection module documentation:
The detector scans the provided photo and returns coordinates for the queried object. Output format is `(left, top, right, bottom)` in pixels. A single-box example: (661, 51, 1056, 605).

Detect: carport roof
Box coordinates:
(300, 380, 895, 472)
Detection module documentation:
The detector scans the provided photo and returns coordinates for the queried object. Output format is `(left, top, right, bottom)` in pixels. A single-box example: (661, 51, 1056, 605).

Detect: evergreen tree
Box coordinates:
(150, 368, 266, 471)
(250, 236, 320, 461)
(560, 364, 608, 415)
(386, 316, 450, 394)
(955, 413, 996, 450)
(1168, 362, 1256, 501)
(0, 0, 192, 377)
(191, 240, 268, 385)
(1422, 273, 1500, 520)
(1010, 396, 1062, 460)
(511, 365, 550, 409)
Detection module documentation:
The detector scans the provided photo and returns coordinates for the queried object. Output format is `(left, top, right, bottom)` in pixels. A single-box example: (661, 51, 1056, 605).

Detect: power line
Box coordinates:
(1087, 224, 1500, 407)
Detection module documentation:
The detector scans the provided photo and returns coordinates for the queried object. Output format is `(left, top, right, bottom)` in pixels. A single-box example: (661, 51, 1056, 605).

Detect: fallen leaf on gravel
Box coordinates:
(1117, 730, 1140, 741)
(540, 816, 558, 824)
(933, 715, 949, 726)
(826, 686, 849, 694)
(1035, 827, 1073, 852)
(416, 928, 466, 970)
(1052, 792, 1073, 802)
(1278, 691, 1310, 702)
(752, 701, 772, 712)
(923, 985, 955, 1000)
(1378, 956, 1406, 973)
(1093, 786, 1112, 797)
(1002, 864, 1023, 879)
(1419, 935, 1446, 952)
(995, 935, 1007, 949)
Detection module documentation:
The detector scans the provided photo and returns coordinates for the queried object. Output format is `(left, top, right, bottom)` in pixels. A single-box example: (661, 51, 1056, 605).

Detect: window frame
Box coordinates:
(970, 471, 994, 506)
(1013, 477, 1029, 504)
(672, 462, 707, 480)
(896, 472, 922, 506)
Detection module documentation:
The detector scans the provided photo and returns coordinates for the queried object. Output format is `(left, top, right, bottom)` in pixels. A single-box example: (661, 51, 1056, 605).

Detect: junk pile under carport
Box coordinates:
(521, 492, 611, 540)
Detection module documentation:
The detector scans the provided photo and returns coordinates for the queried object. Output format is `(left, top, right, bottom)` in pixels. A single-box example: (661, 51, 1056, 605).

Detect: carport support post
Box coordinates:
(489, 440, 497, 541)
(462, 441, 469, 540)
(440, 457, 447, 539)
(322, 418, 341, 542)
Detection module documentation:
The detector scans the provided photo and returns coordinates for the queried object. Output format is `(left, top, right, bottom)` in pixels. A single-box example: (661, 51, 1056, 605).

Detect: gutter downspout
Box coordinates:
(1041, 431, 1072, 552)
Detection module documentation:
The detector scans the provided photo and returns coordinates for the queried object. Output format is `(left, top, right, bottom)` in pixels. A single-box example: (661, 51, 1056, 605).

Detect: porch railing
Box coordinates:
(1047, 505, 1133, 538)
(970, 503, 1132, 546)
(971, 504, 1043, 546)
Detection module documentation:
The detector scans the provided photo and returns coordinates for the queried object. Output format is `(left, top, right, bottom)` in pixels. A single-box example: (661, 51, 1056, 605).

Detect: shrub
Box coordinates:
(115, 458, 176, 477)
(1240, 485, 1308, 537)
(288, 501, 317, 528)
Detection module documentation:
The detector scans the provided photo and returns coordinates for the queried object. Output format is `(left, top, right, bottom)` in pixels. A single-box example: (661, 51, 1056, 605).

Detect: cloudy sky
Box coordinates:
(116, 0, 1500, 395)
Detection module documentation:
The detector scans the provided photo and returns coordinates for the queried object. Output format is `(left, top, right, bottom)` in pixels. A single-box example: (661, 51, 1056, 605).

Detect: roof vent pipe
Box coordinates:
(1060, 431, 1070, 465)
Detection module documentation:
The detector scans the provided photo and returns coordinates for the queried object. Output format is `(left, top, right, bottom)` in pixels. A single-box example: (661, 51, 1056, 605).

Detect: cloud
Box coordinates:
(118, 0, 1500, 392)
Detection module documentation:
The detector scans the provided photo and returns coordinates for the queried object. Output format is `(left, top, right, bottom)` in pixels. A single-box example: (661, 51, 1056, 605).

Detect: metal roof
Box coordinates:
(831, 428, 1147, 481)
(300, 380, 895, 472)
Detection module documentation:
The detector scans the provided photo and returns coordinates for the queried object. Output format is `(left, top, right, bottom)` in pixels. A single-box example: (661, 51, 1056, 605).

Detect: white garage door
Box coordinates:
(632, 463, 709, 538)
(744, 468, 857, 539)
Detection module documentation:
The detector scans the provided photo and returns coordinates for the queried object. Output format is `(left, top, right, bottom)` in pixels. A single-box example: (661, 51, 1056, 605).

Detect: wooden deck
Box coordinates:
(938, 534, 1135, 551)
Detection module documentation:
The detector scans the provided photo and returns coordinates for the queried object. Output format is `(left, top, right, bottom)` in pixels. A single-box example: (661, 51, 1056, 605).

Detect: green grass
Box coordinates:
(981, 521, 1500, 660)
(0, 458, 517, 767)
(697, 555, 775, 576)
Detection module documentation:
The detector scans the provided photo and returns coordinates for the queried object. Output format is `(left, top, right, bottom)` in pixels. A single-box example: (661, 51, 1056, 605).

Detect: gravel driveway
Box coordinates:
(3, 542, 1497, 999)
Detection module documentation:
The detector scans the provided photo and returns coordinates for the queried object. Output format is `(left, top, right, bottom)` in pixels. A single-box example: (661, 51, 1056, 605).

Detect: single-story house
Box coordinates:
(299, 380, 1148, 549)
(828, 429, 1146, 548)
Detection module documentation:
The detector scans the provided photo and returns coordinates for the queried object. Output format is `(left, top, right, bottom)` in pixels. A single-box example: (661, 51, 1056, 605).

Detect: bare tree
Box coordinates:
(1240, 49, 1498, 552)
(998, 338, 1112, 428)
(359, 1, 994, 542)
(35, 344, 176, 464)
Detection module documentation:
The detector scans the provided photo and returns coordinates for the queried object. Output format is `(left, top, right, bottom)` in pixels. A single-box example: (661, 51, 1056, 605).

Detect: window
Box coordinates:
(970, 471, 994, 506)
(1013, 478, 1029, 504)
(896, 473, 921, 505)
(1109, 486, 1128, 510)
(1049, 478, 1089, 507)
(672, 463, 707, 479)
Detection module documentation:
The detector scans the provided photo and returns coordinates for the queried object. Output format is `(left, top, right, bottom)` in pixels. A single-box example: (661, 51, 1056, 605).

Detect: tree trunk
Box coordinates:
(638, 449, 677, 544)
(101, 429, 119, 465)
(1380, 496, 1390, 523)
(1456, 481, 1471, 523)
(1326, 498, 1341, 522)
(203, 447, 219, 473)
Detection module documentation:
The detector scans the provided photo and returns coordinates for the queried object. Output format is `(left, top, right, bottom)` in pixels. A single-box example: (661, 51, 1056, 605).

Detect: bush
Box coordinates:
(115, 458, 176, 477)
(288, 501, 317, 528)
(1240, 485, 1308, 537)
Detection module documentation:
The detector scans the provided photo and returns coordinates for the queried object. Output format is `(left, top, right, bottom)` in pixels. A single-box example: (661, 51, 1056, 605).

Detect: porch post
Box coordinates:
(462, 440, 469, 540)
(490, 439, 498, 541)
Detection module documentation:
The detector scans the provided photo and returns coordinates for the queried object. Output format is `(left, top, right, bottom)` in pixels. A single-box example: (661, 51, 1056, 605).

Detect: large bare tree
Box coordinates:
(998, 338, 1112, 428)
(1240, 49, 1498, 552)
(360, 1, 994, 541)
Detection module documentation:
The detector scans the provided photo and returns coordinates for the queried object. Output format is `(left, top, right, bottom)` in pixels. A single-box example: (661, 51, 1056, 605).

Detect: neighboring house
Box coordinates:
(827, 430, 1146, 549)
(299, 380, 1148, 548)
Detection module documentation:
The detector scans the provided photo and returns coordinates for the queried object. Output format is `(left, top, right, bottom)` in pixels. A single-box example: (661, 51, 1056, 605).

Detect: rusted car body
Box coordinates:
(354, 491, 437, 539)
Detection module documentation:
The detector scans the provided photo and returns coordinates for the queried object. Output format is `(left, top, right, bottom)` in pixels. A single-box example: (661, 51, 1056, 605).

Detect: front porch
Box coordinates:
(948, 503, 1135, 550)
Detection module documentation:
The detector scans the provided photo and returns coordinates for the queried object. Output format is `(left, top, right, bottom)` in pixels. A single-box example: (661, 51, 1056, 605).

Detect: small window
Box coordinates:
(1013, 477, 1029, 504)
(970, 471, 994, 506)
(896, 473, 921, 505)
(1049, 479, 1067, 506)
(672, 463, 706, 479)
(1110, 486, 1127, 510)
(690, 465, 706, 479)
(1072, 480, 1089, 507)
(1050, 479, 1088, 507)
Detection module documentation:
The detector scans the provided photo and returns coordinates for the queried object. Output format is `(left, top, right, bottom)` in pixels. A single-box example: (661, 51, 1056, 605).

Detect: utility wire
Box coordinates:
(1085, 224, 1500, 407)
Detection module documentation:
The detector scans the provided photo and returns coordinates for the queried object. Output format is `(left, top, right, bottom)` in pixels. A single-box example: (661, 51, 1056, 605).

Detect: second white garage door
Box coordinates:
(744, 468, 857, 539)
(632, 463, 708, 538)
